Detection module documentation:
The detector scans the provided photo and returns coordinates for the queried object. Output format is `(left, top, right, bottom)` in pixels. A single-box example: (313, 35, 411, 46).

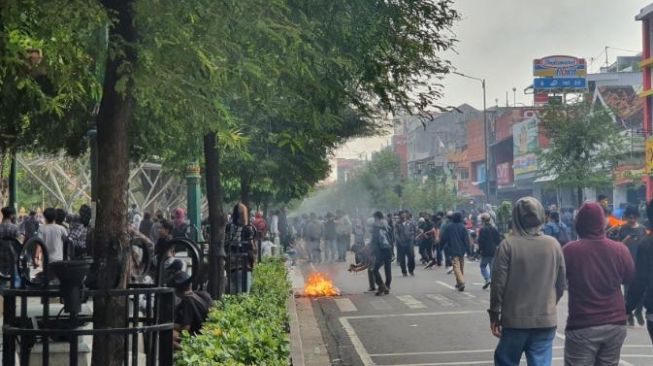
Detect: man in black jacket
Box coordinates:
(477, 213, 502, 290)
(440, 212, 471, 291)
(626, 199, 653, 343)
(395, 211, 416, 276)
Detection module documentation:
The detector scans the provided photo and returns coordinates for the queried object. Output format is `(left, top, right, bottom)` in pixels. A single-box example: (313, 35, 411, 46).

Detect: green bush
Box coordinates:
(175, 258, 291, 366)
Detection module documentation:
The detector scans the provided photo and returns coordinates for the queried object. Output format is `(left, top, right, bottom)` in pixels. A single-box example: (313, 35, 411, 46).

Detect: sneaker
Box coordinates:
(367, 288, 376, 292)
(482, 281, 491, 290)
(628, 314, 635, 326)
(458, 285, 465, 292)
(410, 272, 415, 277)
(446, 267, 454, 275)
(636, 311, 645, 326)
(402, 272, 408, 277)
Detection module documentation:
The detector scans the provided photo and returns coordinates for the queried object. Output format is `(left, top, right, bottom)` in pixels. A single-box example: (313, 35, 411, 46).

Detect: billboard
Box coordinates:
(533, 55, 587, 92)
(533, 56, 587, 78)
(496, 162, 513, 187)
(512, 117, 539, 177)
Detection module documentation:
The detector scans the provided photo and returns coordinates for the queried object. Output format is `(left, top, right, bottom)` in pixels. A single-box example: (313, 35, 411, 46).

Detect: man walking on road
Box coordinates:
(395, 211, 416, 276)
(304, 213, 323, 263)
(370, 211, 392, 296)
(477, 213, 501, 289)
(335, 210, 352, 262)
(611, 205, 647, 326)
(439, 212, 471, 291)
(489, 197, 566, 366)
(562, 202, 635, 366)
(627, 199, 653, 345)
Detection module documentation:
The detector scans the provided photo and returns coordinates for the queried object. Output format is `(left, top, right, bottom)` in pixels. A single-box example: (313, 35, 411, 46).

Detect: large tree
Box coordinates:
(538, 100, 626, 205)
(2, 1, 460, 364)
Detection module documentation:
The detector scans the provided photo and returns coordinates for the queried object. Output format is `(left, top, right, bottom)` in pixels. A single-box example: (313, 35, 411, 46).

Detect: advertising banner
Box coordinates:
(476, 163, 486, 184)
(513, 117, 539, 178)
(646, 137, 653, 174)
(533, 56, 587, 78)
(496, 162, 513, 187)
(513, 117, 538, 156)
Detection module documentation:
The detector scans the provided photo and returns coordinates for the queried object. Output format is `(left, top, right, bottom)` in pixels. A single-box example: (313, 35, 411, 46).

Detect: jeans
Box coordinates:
(372, 252, 392, 289)
(452, 256, 465, 286)
(436, 243, 452, 267)
(564, 324, 626, 366)
(647, 320, 653, 345)
(480, 256, 494, 282)
(308, 239, 321, 263)
(397, 243, 415, 275)
(494, 327, 556, 366)
(337, 234, 349, 261)
(228, 271, 252, 294)
(325, 239, 338, 262)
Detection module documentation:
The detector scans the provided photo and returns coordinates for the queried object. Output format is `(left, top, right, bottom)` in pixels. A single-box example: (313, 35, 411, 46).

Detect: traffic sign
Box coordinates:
(533, 77, 587, 90)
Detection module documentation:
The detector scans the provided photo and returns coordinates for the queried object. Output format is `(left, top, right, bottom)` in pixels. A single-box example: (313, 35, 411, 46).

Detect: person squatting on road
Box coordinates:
(489, 197, 566, 366)
(562, 202, 635, 366)
(439, 212, 471, 291)
(370, 211, 392, 296)
(477, 212, 501, 290)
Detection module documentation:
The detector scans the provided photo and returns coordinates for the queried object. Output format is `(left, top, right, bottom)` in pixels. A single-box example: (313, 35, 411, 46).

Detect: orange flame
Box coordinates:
(304, 272, 341, 297)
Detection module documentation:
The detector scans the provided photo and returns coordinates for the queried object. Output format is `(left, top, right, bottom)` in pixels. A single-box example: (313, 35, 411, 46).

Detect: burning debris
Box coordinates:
(303, 272, 341, 297)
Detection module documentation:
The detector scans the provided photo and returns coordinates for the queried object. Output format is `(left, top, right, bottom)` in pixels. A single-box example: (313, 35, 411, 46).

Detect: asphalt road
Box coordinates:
(300, 254, 653, 366)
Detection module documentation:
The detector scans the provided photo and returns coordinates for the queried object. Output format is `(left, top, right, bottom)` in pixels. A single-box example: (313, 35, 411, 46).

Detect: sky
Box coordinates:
(331, 0, 648, 179)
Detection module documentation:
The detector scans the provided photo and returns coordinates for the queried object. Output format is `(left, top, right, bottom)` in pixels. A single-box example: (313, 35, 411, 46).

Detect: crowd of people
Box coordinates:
(289, 194, 653, 365)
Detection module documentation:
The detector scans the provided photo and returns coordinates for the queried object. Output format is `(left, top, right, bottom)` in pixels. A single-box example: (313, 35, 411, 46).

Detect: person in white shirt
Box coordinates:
(38, 207, 69, 262)
(261, 237, 274, 258)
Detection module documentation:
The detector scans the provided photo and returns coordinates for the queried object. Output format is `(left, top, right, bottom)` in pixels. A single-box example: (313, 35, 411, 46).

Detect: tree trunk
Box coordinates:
(203, 132, 226, 299)
(577, 187, 583, 207)
(240, 173, 251, 209)
(91, 1, 135, 365)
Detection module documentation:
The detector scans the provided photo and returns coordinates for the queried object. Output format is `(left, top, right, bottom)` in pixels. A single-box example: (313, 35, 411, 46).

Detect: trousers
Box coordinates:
(564, 324, 627, 366)
(452, 256, 465, 286)
(396, 243, 415, 275)
(494, 327, 556, 366)
(372, 252, 392, 289)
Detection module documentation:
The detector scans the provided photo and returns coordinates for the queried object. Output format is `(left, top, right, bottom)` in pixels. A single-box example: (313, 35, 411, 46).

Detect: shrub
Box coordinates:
(175, 258, 291, 366)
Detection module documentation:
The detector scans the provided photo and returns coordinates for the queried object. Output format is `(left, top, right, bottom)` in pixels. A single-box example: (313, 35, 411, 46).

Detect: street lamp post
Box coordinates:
(453, 71, 489, 204)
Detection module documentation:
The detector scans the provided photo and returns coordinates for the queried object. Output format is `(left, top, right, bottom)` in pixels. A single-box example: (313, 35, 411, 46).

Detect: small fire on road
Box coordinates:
(303, 272, 341, 297)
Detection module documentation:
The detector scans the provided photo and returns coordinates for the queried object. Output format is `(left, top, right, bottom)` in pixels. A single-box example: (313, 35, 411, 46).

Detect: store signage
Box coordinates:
(533, 77, 586, 90)
(496, 162, 513, 187)
(646, 137, 653, 174)
(533, 56, 587, 78)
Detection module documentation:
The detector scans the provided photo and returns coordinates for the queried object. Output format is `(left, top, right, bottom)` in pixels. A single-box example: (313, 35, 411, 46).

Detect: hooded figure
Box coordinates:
(172, 208, 189, 238)
(511, 197, 545, 237)
(562, 202, 635, 365)
(490, 197, 566, 366)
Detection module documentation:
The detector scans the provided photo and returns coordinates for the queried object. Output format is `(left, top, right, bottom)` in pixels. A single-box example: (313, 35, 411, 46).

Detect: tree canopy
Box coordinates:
(538, 100, 625, 204)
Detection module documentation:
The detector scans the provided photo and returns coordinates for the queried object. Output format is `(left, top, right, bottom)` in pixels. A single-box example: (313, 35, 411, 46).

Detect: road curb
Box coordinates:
(288, 265, 331, 366)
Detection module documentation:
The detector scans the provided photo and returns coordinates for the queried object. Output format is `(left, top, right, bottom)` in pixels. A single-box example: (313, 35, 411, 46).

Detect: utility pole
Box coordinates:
(453, 71, 490, 204)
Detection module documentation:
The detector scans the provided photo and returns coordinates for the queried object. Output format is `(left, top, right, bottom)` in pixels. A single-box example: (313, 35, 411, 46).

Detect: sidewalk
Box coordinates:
(288, 265, 331, 366)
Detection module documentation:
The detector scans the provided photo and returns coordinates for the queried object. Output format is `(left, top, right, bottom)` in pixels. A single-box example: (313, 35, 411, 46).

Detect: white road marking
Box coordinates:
(369, 299, 392, 310)
(425, 294, 457, 307)
(342, 310, 485, 321)
(334, 298, 357, 312)
(339, 311, 486, 366)
(619, 359, 635, 366)
(396, 295, 427, 309)
(436, 281, 457, 290)
(339, 317, 375, 366)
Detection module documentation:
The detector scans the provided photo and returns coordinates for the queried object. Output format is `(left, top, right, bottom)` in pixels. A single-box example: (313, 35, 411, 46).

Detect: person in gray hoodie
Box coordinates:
(489, 197, 566, 366)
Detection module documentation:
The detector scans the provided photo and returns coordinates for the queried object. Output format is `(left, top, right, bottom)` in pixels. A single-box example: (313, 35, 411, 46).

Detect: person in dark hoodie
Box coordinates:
(563, 202, 635, 366)
(627, 199, 653, 345)
(439, 212, 471, 291)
